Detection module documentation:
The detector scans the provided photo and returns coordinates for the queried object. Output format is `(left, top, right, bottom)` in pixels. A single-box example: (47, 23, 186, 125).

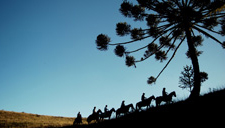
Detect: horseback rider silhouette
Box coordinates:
(77, 112, 82, 122)
(141, 93, 146, 101)
(87, 108, 102, 124)
(93, 106, 96, 115)
(73, 112, 82, 125)
(77, 112, 82, 119)
(121, 100, 125, 109)
(162, 88, 168, 98)
(104, 105, 109, 113)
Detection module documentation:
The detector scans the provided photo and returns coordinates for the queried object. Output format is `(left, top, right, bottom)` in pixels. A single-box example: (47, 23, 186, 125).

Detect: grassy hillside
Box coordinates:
(1, 88, 224, 128)
(67, 88, 225, 128)
(0, 110, 78, 128)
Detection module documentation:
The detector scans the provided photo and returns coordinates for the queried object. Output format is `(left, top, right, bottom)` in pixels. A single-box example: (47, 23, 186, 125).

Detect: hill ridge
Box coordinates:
(1, 88, 224, 128)
(71, 88, 225, 128)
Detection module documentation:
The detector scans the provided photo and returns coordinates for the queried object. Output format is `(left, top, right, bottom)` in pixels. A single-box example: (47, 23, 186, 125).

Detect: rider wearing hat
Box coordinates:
(162, 88, 168, 98)
(121, 100, 125, 108)
(141, 93, 146, 101)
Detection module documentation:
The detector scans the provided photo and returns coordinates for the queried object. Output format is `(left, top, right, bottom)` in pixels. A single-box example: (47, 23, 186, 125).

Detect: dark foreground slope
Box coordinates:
(66, 88, 225, 128)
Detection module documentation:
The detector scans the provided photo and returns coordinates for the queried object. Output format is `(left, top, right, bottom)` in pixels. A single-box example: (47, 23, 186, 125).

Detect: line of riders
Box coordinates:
(73, 88, 176, 125)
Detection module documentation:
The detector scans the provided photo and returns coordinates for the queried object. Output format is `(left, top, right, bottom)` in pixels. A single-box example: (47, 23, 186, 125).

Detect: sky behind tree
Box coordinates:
(0, 0, 224, 117)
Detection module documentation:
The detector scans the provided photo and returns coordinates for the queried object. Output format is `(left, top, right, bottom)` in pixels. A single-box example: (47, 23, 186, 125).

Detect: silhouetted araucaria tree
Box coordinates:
(95, 0, 225, 99)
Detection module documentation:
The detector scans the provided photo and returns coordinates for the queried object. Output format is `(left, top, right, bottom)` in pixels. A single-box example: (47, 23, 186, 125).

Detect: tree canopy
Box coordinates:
(95, 0, 225, 98)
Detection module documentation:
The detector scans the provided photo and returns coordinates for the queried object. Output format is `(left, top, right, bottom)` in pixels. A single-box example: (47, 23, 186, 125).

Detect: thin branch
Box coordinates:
(133, 34, 168, 63)
(174, 0, 182, 10)
(108, 35, 151, 46)
(134, 51, 153, 63)
(203, 5, 225, 18)
(126, 36, 159, 54)
(193, 26, 223, 45)
(165, 35, 178, 55)
(126, 25, 176, 54)
(201, 13, 225, 20)
(155, 36, 185, 80)
(187, 0, 192, 7)
(195, 24, 222, 35)
(146, 22, 174, 32)
(185, 0, 189, 7)
(182, 0, 185, 6)
(210, 13, 225, 16)
(156, 29, 176, 49)
(191, 29, 195, 37)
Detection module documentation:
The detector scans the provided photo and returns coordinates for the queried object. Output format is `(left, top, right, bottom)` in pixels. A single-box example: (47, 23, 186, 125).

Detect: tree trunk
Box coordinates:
(185, 27, 201, 99)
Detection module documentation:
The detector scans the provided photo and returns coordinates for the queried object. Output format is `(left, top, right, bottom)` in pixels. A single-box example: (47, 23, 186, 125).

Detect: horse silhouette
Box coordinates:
(116, 104, 134, 118)
(73, 112, 82, 125)
(73, 117, 82, 125)
(156, 91, 176, 107)
(87, 109, 102, 124)
(99, 108, 115, 120)
(136, 95, 155, 110)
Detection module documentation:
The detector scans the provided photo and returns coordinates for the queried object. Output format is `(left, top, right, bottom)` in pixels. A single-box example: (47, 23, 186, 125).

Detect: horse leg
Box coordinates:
(117, 113, 120, 118)
(156, 100, 158, 107)
(156, 100, 161, 107)
(96, 117, 100, 123)
(108, 113, 112, 120)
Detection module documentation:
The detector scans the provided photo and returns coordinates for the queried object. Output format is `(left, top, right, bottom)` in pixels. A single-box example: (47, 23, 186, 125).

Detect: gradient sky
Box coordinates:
(0, 0, 224, 117)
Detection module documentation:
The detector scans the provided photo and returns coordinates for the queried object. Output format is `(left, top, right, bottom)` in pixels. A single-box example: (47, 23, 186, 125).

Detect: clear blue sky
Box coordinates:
(0, 0, 224, 117)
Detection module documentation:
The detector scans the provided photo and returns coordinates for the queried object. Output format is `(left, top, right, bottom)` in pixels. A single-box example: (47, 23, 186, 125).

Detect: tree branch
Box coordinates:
(131, 27, 178, 63)
(126, 36, 159, 54)
(195, 24, 222, 35)
(165, 35, 178, 55)
(108, 35, 151, 46)
(155, 36, 185, 80)
(193, 26, 223, 45)
(126, 25, 176, 54)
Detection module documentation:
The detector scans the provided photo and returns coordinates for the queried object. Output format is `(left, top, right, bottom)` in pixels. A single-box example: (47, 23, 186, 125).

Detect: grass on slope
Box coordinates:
(1, 88, 224, 128)
(0, 110, 76, 128)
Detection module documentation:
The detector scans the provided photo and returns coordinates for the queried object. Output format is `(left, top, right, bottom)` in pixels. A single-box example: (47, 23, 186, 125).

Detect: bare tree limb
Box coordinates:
(155, 36, 186, 80)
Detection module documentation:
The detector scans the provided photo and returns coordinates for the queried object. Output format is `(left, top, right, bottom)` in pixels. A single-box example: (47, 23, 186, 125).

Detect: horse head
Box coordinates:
(97, 109, 102, 114)
(129, 104, 135, 111)
(151, 95, 156, 100)
(110, 108, 116, 112)
(171, 91, 176, 97)
(128, 104, 135, 111)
